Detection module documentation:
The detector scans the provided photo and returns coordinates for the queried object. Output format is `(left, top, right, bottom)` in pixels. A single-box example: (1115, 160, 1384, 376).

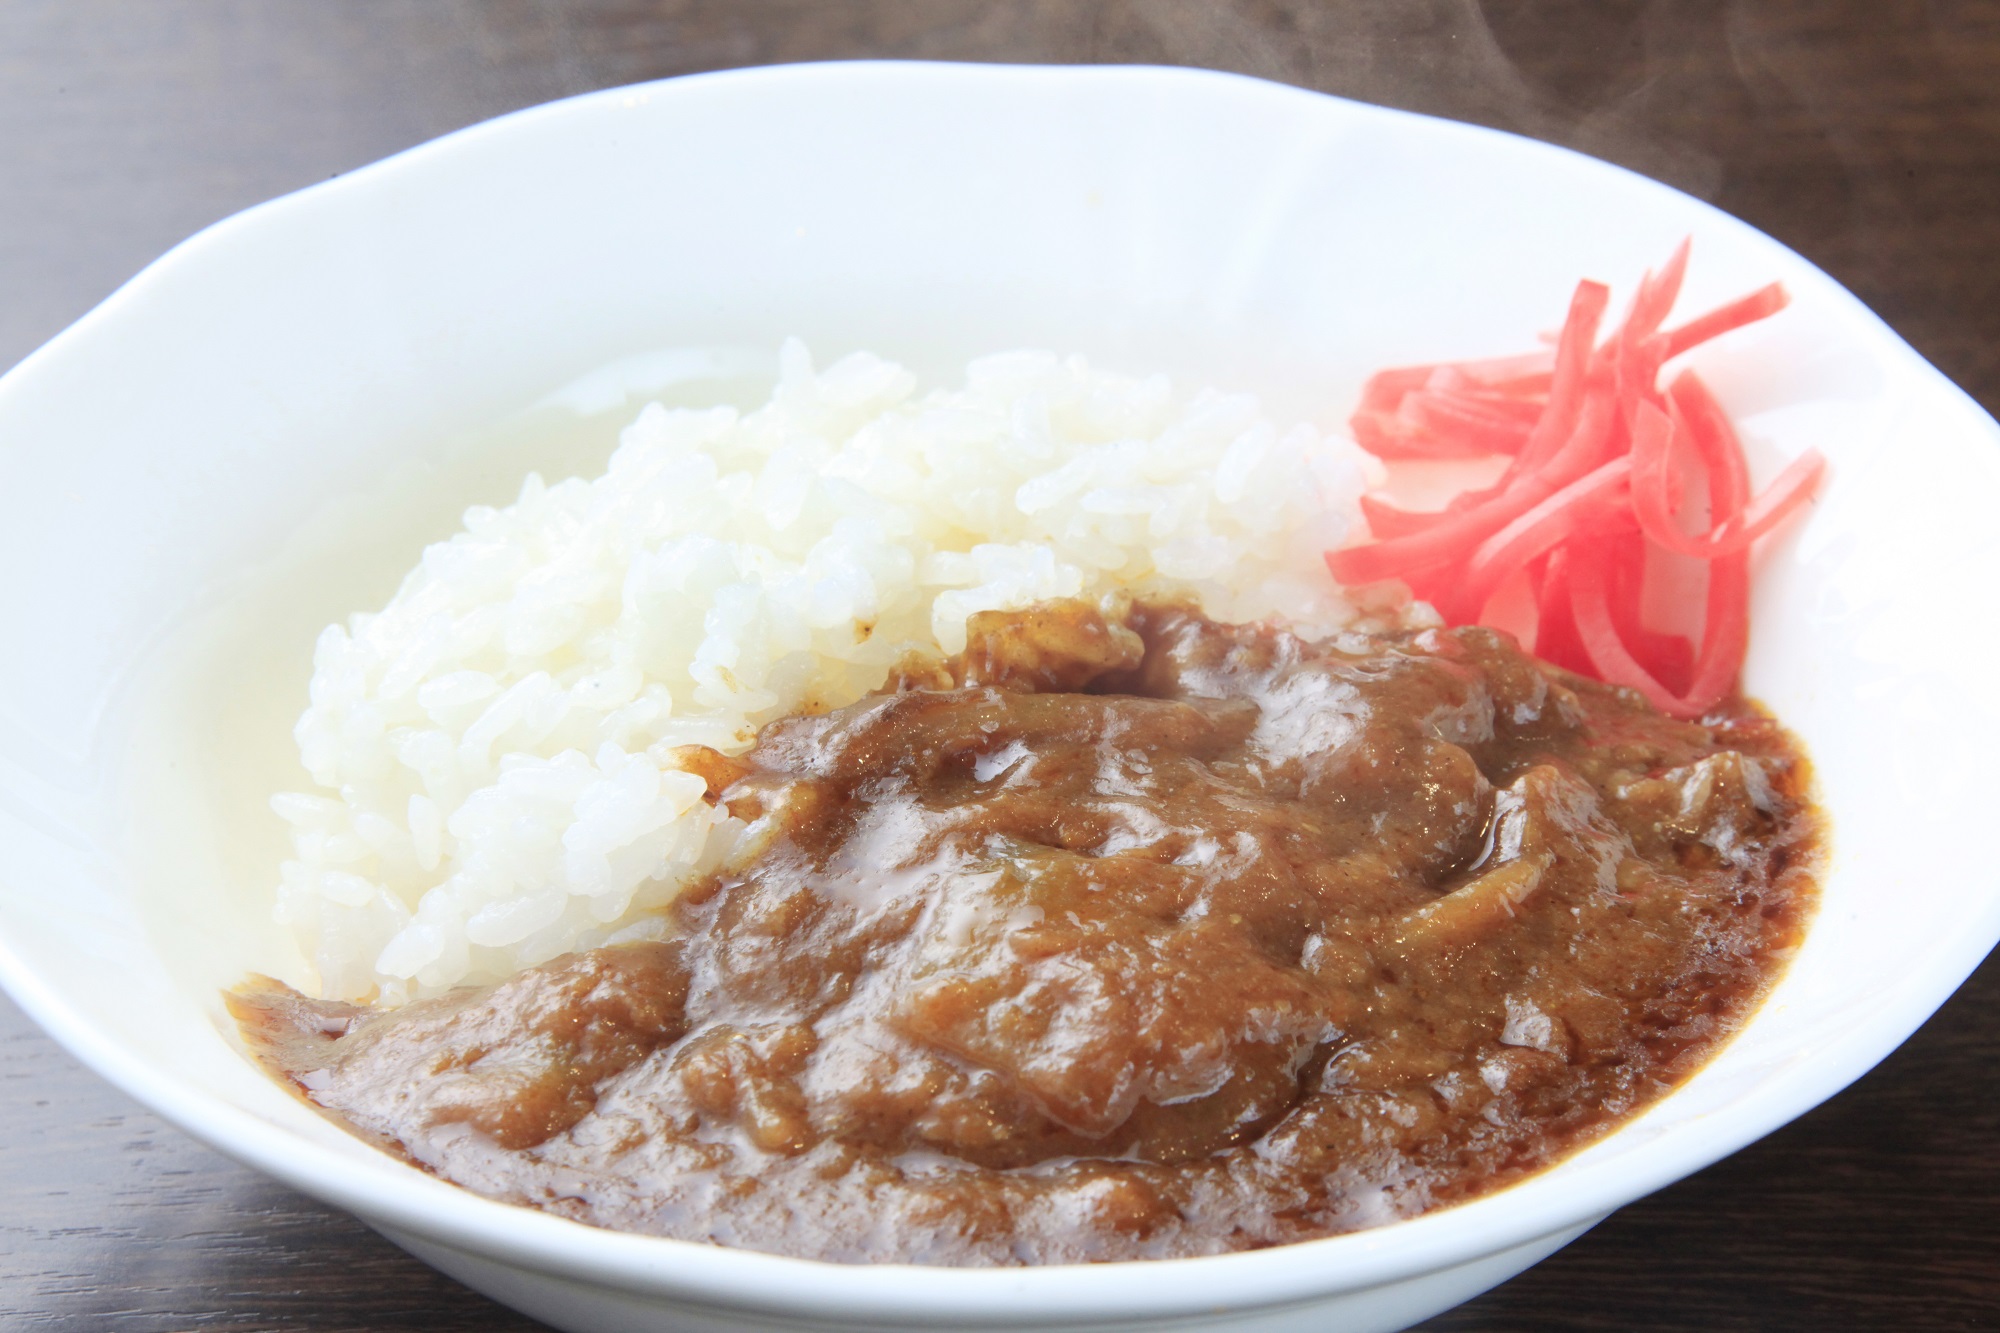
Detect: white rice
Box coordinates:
(277, 341, 1376, 1003)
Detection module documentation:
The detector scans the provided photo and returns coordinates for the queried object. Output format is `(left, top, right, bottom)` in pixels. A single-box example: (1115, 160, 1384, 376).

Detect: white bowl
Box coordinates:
(0, 61, 1995, 1333)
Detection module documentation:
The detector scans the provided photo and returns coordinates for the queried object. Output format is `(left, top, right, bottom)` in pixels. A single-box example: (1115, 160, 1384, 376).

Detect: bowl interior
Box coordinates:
(0, 61, 1995, 1322)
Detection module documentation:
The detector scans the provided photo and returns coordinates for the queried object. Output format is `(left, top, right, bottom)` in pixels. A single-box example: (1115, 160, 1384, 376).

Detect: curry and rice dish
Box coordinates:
(232, 258, 1825, 1264)
(235, 596, 1817, 1263)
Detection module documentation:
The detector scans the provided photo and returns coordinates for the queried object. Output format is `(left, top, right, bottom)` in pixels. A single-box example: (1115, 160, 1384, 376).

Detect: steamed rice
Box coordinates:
(277, 341, 1377, 1002)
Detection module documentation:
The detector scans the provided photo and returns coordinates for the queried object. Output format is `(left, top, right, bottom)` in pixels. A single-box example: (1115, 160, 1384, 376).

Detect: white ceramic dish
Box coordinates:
(0, 61, 1996, 1333)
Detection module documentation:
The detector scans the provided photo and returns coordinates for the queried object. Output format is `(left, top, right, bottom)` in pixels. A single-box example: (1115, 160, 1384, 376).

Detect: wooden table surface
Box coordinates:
(3, 3, 1997, 1329)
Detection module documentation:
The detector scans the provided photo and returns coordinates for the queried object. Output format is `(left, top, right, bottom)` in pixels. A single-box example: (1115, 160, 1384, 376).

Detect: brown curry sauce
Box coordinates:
(230, 599, 1819, 1264)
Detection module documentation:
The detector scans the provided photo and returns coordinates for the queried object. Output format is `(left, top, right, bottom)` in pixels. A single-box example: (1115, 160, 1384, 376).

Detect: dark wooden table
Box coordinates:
(4, 3, 1997, 1329)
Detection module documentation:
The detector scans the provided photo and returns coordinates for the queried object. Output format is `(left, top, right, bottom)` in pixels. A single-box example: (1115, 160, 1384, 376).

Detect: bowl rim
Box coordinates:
(3, 57, 1998, 1325)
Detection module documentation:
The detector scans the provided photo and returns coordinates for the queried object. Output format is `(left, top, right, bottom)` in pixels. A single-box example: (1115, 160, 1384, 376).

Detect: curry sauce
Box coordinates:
(231, 598, 1819, 1263)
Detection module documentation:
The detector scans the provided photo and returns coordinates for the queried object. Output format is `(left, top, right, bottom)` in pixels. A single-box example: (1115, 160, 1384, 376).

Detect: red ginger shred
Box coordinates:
(1325, 245, 1824, 719)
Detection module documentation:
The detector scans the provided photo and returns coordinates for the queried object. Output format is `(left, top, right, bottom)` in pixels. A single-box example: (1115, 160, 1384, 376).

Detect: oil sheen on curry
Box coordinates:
(231, 599, 1820, 1264)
